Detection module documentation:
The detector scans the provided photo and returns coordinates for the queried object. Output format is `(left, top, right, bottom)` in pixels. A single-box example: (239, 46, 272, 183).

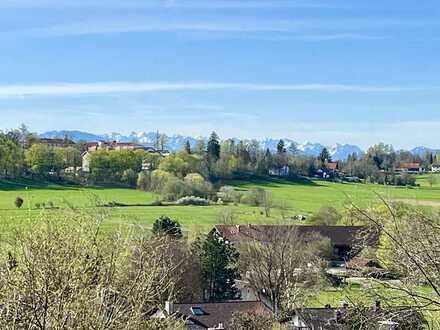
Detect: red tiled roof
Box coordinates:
(399, 163, 421, 169)
(326, 162, 338, 170)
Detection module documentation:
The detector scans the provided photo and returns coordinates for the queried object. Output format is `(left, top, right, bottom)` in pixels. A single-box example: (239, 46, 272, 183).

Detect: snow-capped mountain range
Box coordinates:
(39, 130, 436, 161)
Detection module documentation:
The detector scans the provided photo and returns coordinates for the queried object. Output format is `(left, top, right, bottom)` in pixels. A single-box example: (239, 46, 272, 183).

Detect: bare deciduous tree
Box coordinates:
(0, 209, 184, 329)
(238, 226, 329, 318)
(351, 201, 440, 328)
(262, 190, 273, 217)
(217, 207, 237, 225)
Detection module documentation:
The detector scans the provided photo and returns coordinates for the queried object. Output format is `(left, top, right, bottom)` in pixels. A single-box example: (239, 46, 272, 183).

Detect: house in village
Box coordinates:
(282, 302, 424, 330)
(213, 224, 378, 262)
(395, 162, 425, 174)
(316, 161, 340, 179)
(431, 164, 440, 173)
(40, 137, 75, 148)
(155, 300, 419, 329)
(154, 300, 272, 329)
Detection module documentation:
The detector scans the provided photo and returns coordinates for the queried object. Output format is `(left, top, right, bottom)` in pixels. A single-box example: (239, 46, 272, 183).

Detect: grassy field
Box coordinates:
(1, 176, 440, 315)
(1, 175, 440, 236)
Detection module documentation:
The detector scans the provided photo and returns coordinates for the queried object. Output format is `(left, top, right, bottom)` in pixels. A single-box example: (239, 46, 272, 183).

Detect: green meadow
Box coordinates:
(1, 176, 440, 317)
(1, 175, 440, 236)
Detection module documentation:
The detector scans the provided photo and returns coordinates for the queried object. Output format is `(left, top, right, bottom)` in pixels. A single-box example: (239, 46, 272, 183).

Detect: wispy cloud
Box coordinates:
(0, 81, 437, 98)
(0, 0, 335, 10)
(10, 16, 431, 40)
(23, 19, 290, 37)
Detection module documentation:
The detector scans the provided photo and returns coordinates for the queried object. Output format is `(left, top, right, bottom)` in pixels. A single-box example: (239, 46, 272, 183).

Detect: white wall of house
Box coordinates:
(82, 152, 91, 172)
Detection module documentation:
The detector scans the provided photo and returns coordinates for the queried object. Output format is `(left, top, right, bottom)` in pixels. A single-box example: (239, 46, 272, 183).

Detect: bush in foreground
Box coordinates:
(0, 209, 184, 329)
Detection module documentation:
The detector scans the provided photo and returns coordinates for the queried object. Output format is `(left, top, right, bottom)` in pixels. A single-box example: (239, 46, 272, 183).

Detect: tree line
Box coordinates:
(1, 127, 437, 190)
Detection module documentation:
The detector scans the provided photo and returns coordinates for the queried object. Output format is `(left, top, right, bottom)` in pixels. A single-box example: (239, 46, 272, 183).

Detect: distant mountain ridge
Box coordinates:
(410, 146, 440, 157)
(40, 130, 105, 142)
(39, 130, 437, 161)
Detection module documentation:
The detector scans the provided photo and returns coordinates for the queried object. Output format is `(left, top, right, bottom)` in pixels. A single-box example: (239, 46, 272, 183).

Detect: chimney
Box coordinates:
(165, 301, 174, 315)
(374, 300, 381, 312)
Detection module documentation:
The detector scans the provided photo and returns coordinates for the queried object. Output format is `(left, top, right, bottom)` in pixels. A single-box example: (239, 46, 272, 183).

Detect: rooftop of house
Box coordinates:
(285, 307, 342, 329)
(214, 224, 378, 248)
(169, 301, 271, 329)
(282, 305, 423, 330)
(326, 162, 338, 170)
(398, 162, 422, 169)
(40, 138, 75, 145)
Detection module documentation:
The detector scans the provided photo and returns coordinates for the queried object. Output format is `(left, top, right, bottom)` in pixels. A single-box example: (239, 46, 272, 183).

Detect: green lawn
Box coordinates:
(2, 177, 440, 320)
(1, 176, 440, 236)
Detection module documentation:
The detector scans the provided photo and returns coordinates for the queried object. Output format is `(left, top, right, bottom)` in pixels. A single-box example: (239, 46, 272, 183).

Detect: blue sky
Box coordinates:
(0, 0, 439, 149)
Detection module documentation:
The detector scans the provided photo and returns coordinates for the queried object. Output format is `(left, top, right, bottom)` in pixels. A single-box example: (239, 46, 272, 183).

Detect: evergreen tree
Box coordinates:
(152, 215, 183, 239)
(195, 138, 206, 156)
(277, 139, 286, 154)
(288, 141, 298, 155)
(319, 147, 331, 164)
(207, 132, 221, 163)
(194, 231, 240, 301)
(184, 140, 192, 154)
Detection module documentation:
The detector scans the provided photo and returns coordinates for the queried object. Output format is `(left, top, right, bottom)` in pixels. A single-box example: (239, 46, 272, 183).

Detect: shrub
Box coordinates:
(136, 171, 150, 191)
(310, 206, 341, 225)
(217, 186, 242, 203)
(150, 169, 174, 192)
(176, 196, 209, 206)
(150, 199, 163, 206)
(217, 207, 236, 224)
(162, 177, 190, 201)
(152, 215, 183, 239)
(184, 173, 214, 199)
(15, 197, 24, 209)
(241, 188, 266, 206)
(122, 169, 137, 187)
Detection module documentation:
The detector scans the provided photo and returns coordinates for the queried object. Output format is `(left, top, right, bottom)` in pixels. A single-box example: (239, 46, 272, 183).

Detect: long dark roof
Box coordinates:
(292, 308, 342, 329)
(173, 301, 271, 329)
(214, 224, 378, 247)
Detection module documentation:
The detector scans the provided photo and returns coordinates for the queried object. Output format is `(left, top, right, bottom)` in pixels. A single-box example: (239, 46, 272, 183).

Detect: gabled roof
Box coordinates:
(398, 162, 422, 169)
(214, 225, 378, 247)
(40, 138, 75, 145)
(326, 162, 338, 170)
(172, 301, 271, 329)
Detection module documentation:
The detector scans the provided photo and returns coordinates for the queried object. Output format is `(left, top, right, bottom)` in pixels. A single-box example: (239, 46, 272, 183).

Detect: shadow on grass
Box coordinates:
(224, 176, 322, 189)
(0, 178, 143, 192)
(0, 179, 85, 191)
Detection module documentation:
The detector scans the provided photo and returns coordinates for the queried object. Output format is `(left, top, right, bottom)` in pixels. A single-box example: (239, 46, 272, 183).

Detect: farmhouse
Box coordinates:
(432, 164, 440, 173)
(85, 141, 145, 152)
(395, 162, 424, 173)
(155, 301, 272, 329)
(213, 225, 378, 261)
(325, 161, 339, 171)
(40, 137, 75, 148)
(281, 304, 424, 330)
